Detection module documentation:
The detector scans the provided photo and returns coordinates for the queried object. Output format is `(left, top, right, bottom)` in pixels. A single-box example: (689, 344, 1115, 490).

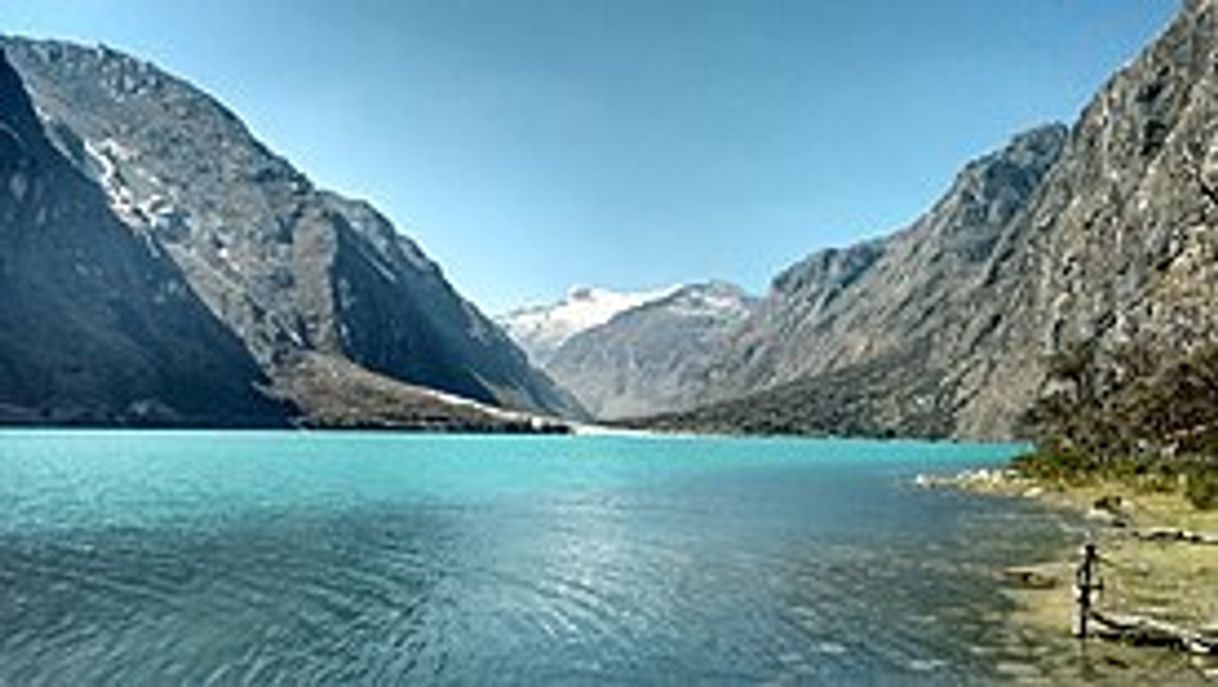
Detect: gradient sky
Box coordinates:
(3, 0, 1179, 313)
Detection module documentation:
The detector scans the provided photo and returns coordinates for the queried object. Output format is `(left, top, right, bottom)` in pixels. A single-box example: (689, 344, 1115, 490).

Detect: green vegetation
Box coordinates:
(1002, 482, 1218, 682)
(1018, 342, 1218, 510)
(1013, 448, 1218, 510)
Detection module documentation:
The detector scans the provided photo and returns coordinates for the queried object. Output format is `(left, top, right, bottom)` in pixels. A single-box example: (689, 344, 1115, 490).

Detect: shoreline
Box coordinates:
(921, 468, 1218, 682)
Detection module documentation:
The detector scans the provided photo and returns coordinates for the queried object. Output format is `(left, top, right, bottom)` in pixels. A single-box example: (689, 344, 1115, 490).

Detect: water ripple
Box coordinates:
(0, 432, 1062, 684)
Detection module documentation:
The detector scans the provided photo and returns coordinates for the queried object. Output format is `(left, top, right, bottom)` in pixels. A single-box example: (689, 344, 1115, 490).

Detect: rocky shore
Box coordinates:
(919, 468, 1218, 683)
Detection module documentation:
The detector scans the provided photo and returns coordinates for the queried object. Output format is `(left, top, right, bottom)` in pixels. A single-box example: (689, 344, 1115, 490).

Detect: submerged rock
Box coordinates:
(1002, 566, 1061, 590)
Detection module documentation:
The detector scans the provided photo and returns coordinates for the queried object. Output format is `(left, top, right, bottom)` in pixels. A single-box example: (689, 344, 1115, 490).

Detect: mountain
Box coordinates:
(543, 282, 756, 420)
(498, 284, 678, 365)
(646, 0, 1218, 440)
(640, 124, 1068, 437)
(0, 37, 584, 427)
(0, 46, 283, 426)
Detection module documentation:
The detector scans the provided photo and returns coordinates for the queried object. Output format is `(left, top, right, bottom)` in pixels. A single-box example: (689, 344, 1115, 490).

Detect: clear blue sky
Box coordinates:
(3, 0, 1179, 313)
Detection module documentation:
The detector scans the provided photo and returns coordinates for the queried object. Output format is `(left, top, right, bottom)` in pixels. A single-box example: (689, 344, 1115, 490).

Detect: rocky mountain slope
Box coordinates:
(673, 124, 1070, 438)
(640, 124, 1068, 437)
(0, 47, 283, 426)
(0, 37, 583, 427)
(646, 0, 1218, 440)
(543, 282, 756, 419)
(498, 285, 678, 366)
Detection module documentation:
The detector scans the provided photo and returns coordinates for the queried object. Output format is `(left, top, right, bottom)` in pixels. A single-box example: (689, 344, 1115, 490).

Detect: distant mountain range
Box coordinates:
(501, 283, 756, 419)
(0, 37, 582, 429)
(498, 285, 680, 366)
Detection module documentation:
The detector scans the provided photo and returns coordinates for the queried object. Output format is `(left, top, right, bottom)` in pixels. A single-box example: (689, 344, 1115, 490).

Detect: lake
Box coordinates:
(0, 430, 1069, 684)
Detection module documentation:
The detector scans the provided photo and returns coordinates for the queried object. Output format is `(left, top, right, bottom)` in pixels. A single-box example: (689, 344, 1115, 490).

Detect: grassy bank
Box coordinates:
(971, 332, 1218, 680)
(1013, 447, 1218, 510)
(963, 453, 1218, 682)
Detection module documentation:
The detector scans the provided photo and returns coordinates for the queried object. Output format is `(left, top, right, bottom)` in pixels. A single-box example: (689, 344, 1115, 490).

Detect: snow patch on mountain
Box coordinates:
(498, 284, 680, 364)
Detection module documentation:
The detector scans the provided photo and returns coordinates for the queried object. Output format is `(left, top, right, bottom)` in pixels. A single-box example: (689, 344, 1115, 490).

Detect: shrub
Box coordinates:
(1184, 467, 1218, 510)
(1012, 442, 1099, 484)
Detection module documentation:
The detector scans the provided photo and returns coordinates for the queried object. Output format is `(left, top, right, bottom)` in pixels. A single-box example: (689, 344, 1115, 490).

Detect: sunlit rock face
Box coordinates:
(649, 0, 1218, 440)
(646, 124, 1068, 438)
(1, 37, 585, 424)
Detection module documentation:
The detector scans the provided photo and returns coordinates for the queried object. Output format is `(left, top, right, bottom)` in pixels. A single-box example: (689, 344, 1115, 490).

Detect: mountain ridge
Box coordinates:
(636, 123, 1069, 438)
(0, 44, 285, 426)
(642, 0, 1218, 440)
(7, 0, 1213, 439)
(0, 37, 584, 428)
(497, 284, 681, 365)
(542, 281, 757, 419)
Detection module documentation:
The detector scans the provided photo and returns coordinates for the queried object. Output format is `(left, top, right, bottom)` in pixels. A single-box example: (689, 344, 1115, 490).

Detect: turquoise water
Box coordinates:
(0, 431, 1065, 684)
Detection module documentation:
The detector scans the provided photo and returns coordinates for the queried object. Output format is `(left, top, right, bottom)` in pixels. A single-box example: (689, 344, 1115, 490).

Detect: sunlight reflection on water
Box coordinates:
(0, 431, 1064, 683)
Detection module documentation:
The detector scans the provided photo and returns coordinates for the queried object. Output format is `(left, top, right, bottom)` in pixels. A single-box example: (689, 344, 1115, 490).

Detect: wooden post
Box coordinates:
(1074, 541, 1100, 638)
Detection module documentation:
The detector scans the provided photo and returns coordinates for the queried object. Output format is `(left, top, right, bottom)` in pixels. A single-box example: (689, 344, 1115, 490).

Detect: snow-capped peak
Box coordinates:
(499, 284, 680, 364)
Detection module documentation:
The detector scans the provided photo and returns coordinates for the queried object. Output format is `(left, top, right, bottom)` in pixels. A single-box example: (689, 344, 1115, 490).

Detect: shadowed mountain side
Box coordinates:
(0, 47, 285, 426)
(1, 36, 585, 423)
(622, 344, 952, 438)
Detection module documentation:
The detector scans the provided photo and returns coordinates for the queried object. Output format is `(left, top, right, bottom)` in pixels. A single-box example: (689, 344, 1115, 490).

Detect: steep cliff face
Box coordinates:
(543, 282, 756, 419)
(717, 124, 1067, 396)
(657, 125, 1068, 437)
(316, 192, 584, 417)
(652, 1, 1218, 440)
(957, 0, 1218, 437)
(0, 48, 283, 425)
(1, 36, 583, 421)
